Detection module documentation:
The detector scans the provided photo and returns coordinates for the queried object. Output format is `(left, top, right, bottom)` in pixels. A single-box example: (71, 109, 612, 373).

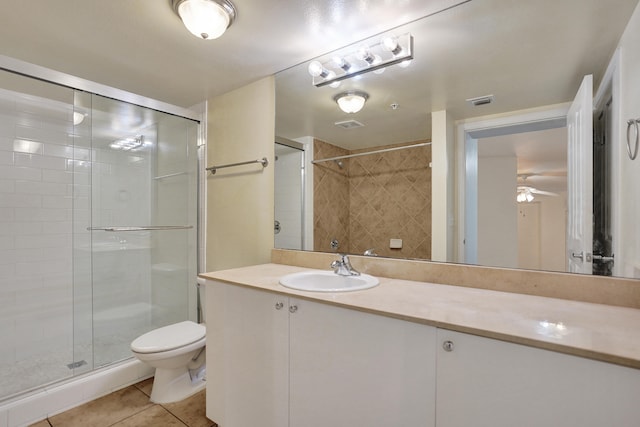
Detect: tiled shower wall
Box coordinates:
(0, 81, 78, 397)
(313, 140, 350, 253)
(313, 138, 432, 259)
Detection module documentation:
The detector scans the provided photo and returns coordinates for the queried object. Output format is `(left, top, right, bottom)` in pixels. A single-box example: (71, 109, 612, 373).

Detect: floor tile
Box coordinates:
(28, 420, 52, 427)
(162, 390, 216, 427)
(133, 378, 153, 397)
(111, 405, 186, 427)
(48, 386, 153, 427)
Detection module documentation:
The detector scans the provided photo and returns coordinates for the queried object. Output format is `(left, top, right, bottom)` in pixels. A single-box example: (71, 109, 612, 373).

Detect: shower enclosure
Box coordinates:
(0, 69, 198, 401)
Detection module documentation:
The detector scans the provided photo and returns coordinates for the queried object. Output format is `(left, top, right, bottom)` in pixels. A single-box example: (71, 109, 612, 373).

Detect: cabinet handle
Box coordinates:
(289, 305, 298, 314)
(443, 340, 454, 352)
(275, 302, 284, 310)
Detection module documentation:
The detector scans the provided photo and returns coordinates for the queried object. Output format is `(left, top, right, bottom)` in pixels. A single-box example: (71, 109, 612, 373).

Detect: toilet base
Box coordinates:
(149, 366, 206, 404)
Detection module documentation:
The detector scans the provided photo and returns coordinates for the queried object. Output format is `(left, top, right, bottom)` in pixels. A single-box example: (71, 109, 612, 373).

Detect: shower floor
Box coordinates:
(0, 332, 143, 402)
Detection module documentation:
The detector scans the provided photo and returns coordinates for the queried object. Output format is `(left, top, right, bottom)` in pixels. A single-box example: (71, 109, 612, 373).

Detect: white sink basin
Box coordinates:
(279, 270, 379, 292)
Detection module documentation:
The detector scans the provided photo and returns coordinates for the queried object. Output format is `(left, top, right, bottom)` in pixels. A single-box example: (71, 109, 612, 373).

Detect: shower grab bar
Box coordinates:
(206, 157, 269, 174)
(311, 142, 431, 164)
(87, 225, 193, 232)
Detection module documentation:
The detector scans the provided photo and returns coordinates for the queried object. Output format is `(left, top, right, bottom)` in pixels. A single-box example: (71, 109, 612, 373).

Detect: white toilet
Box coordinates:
(131, 320, 206, 403)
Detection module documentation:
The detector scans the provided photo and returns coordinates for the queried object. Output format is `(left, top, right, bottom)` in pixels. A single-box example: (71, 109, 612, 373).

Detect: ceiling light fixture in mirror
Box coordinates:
(334, 91, 369, 113)
(307, 33, 413, 87)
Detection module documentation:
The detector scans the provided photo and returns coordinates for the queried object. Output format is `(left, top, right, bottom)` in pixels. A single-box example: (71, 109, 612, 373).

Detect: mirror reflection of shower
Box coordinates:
(274, 139, 305, 250)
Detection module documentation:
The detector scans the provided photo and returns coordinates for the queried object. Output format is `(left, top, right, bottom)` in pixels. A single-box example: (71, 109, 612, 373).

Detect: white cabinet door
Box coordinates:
(206, 281, 289, 427)
(436, 329, 640, 427)
(289, 298, 437, 427)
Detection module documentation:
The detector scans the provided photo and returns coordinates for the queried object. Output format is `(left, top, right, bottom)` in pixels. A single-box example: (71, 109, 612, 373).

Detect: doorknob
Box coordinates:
(592, 254, 614, 264)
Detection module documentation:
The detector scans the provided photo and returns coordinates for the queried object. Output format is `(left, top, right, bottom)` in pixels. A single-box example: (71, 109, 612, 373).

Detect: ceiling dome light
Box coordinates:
(172, 0, 236, 40)
(334, 91, 369, 114)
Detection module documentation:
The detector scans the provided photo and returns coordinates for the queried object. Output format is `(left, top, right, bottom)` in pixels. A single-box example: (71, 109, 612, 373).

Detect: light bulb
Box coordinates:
(332, 56, 351, 71)
(327, 71, 341, 88)
(356, 46, 374, 64)
(381, 36, 402, 55)
(308, 61, 328, 78)
(372, 55, 385, 74)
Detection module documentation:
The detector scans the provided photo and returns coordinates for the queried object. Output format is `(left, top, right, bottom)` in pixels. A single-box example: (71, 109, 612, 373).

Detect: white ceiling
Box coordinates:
(479, 127, 568, 194)
(275, 0, 639, 150)
(0, 0, 467, 107)
(2, 0, 638, 196)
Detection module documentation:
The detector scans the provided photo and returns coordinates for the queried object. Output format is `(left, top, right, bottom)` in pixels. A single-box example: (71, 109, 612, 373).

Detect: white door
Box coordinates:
(566, 75, 593, 274)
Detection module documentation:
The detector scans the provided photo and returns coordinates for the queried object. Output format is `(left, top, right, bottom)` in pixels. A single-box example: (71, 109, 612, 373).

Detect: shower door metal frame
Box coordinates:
(0, 54, 198, 121)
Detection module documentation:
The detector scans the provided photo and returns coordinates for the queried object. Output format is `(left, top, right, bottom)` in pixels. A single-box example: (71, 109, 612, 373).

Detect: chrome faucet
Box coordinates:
(331, 254, 360, 276)
(363, 248, 378, 257)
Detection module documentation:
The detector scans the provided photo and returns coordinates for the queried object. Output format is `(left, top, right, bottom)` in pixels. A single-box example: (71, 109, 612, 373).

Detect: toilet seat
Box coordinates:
(131, 320, 206, 354)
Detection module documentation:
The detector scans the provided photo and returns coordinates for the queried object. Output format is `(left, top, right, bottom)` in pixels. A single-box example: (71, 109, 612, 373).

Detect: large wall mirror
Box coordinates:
(274, 0, 640, 280)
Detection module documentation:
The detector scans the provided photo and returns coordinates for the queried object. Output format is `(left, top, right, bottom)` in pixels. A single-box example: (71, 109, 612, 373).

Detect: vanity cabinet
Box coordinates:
(436, 329, 640, 427)
(205, 280, 437, 427)
(206, 278, 640, 427)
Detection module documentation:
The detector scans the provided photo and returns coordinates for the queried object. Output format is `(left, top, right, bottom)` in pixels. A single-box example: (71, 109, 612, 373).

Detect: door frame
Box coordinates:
(593, 49, 621, 276)
(454, 105, 570, 264)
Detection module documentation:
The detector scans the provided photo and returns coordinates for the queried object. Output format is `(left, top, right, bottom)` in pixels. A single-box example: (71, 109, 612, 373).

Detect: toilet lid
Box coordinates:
(131, 321, 206, 354)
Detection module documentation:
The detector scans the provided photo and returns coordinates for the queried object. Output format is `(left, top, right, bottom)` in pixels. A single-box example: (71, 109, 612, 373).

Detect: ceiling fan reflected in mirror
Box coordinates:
(516, 173, 561, 202)
(516, 185, 559, 203)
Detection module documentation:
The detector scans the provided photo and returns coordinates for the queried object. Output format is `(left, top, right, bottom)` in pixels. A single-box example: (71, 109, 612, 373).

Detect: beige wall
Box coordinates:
(431, 110, 455, 262)
(206, 77, 275, 271)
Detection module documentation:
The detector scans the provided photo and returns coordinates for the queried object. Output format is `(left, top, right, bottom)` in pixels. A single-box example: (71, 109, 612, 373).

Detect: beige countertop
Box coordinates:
(200, 263, 640, 369)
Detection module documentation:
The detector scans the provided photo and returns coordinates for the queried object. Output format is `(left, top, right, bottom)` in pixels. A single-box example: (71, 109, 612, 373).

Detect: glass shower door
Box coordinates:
(0, 71, 77, 399)
(88, 94, 198, 368)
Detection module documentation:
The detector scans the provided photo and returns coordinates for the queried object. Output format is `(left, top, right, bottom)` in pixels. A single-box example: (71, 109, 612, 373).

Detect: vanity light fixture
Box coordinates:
(334, 91, 369, 114)
(171, 0, 236, 40)
(110, 135, 146, 151)
(308, 33, 413, 87)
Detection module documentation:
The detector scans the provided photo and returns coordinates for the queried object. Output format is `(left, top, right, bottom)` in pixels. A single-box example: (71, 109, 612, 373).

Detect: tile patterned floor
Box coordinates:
(29, 378, 216, 427)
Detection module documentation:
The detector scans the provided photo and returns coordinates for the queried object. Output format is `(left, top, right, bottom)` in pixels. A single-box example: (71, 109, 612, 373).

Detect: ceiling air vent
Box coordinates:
(466, 94, 494, 107)
(335, 119, 364, 129)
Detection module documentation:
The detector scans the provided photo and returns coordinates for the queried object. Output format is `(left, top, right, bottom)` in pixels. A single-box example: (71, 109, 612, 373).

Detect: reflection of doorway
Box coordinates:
(457, 105, 569, 271)
(475, 126, 568, 271)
